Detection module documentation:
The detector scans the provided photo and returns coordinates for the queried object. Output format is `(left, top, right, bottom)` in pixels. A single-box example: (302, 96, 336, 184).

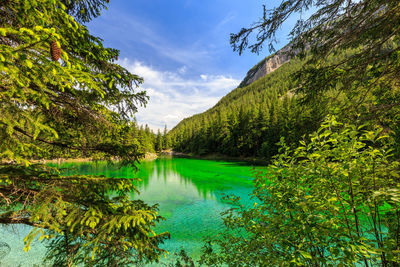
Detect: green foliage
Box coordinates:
(163, 125, 171, 151)
(156, 129, 164, 152)
(62, 0, 109, 23)
(200, 116, 400, 266)
(169, 1, 400, 265)
(125, 119, 159, 155)
(0, 0, 169, 265)
(0, 0, 148, 163)
(0, 164, 168, 265)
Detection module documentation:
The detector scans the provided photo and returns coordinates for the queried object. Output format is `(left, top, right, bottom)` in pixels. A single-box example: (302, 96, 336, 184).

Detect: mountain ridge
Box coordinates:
(238, 45, 292, 87)
(169, 50, 316, 159)
(171, 45, 294, 128)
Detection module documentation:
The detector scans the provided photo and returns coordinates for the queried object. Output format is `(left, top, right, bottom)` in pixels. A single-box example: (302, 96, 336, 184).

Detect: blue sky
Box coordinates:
(88, 0, 295, 131)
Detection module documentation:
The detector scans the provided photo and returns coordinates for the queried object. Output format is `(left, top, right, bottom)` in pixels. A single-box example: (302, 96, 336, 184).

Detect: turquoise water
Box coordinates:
(0, 157, 257, 266)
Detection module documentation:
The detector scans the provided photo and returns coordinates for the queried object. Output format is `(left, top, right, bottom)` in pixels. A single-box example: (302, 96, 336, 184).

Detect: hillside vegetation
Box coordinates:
(169, 56, 324, 159)
(169, 41, 400, 161)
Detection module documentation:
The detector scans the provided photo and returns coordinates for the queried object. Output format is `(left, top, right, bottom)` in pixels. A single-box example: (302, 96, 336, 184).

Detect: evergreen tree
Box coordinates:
(168, 57, 310, 160)
(0, 0, 168, 265)
(162, 125, 170, 150)
(155, 129, 163, 152)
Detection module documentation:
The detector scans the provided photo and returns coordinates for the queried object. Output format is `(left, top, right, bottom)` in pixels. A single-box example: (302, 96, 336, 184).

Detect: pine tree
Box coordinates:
(162, 125, 170, 150)
(155, 129, 163, 152)
(0, 0, 168, 265)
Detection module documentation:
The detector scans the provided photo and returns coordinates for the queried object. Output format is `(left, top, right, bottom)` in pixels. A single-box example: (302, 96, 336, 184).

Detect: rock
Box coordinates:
(239, 45, 293, 88)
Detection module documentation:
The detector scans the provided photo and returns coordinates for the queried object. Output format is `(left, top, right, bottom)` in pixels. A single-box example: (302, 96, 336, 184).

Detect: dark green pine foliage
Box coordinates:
(124, 119, 159, 155)
(229, 0, 400, 159)
(0, 0, 168, 265)
(171, 0, 400, 160)
(155, 129, 163, 152)
(162, 125, 170, 150)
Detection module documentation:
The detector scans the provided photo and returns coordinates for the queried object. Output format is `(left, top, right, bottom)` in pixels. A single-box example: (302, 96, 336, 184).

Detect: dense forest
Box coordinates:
(169, 45, 400, 161)
(41, 119, 170, 160)
(118, 121, 170, 155)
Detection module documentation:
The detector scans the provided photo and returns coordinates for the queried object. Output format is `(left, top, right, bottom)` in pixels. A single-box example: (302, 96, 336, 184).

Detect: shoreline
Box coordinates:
(27, 151, 268, 166)
(32, 152, 159, 164)
(168, 151, 269, 166)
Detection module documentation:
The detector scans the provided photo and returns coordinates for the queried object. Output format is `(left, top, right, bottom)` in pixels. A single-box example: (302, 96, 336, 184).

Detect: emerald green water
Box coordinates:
(0, 157, 257, 266)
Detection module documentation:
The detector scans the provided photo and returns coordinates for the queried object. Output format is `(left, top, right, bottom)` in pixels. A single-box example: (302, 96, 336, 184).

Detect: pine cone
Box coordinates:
(50, 40, 61, 61)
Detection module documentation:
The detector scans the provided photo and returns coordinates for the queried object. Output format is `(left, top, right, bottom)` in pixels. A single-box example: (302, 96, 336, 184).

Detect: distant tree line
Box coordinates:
(41, 118, 171, 160)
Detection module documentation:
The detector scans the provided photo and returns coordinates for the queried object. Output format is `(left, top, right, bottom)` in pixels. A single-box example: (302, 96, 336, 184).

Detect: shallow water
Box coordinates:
(0, 157, 257, 266)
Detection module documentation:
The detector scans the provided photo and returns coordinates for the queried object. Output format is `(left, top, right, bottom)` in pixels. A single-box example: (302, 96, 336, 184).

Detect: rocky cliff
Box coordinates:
(239, 45, 292, 88)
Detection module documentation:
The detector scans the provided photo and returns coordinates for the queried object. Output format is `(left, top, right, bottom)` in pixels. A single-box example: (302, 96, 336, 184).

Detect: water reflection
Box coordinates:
(53, 157, 255, 203)
(28, 157, 256, 263)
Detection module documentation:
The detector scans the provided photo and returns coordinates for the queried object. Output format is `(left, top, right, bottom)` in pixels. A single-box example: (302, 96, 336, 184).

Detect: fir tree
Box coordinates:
(0, 0, 168, 265)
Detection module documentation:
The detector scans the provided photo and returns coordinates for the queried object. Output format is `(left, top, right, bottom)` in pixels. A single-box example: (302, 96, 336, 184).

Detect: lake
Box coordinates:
(0, 157, 257, 266)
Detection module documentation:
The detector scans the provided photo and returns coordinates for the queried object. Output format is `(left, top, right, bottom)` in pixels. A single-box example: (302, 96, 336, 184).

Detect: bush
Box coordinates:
(201, 116, 400, 266)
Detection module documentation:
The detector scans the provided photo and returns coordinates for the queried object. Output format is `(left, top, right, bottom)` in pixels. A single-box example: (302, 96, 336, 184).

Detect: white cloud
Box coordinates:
(200, 74, 208, 80)
(120, 59, 240, 131)
(178, 66, 187, 74)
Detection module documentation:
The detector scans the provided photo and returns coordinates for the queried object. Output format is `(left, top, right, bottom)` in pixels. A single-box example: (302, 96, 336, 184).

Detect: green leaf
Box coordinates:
(299, 251, 312, 259)
(26, 60, 33, 69)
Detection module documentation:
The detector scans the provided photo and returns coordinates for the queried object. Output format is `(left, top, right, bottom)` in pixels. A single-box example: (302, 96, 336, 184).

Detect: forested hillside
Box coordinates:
(169, 56, 323, 159)
(169, 41, 400, 161)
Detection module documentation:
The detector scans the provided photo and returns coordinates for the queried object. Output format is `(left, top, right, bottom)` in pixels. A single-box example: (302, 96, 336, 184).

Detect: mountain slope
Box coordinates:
(169, 51, 325, 159)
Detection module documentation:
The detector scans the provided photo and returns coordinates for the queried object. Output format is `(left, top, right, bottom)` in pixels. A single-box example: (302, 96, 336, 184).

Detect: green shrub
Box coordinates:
(201, 116, 400, 266)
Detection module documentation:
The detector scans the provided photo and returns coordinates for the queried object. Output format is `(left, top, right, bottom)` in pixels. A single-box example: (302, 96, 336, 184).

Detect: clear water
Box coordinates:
(0, 157, 257, 266)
